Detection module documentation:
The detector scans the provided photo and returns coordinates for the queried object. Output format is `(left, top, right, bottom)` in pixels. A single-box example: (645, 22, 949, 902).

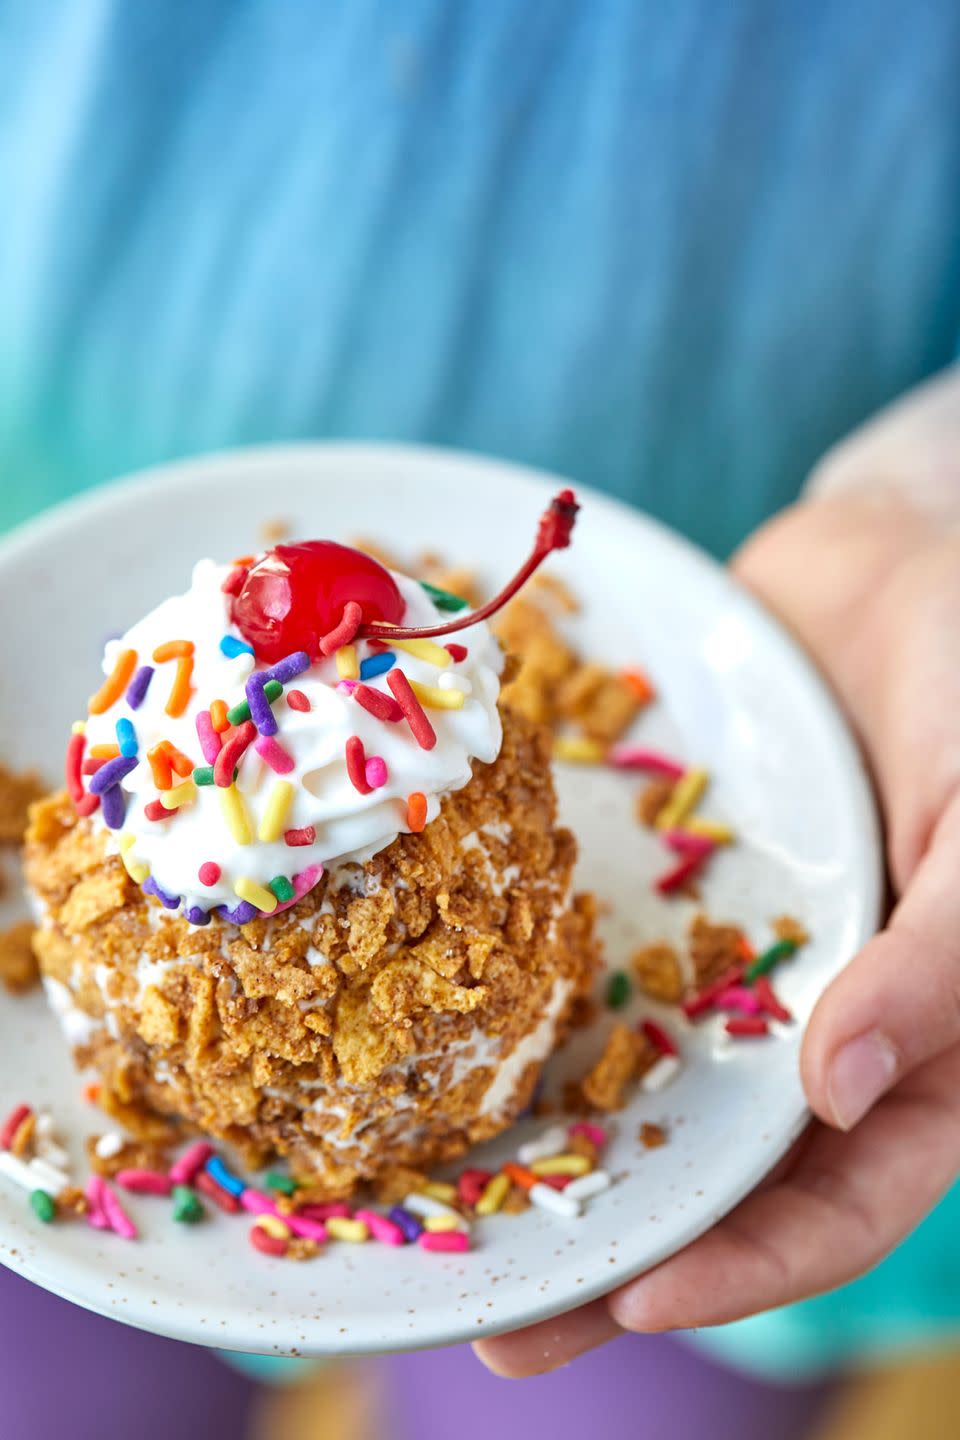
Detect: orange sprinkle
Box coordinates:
(620, 667, 656, 705)
(231, 554, 255, 567)
(152, 639, 195, 663)
(82, 1081, 100, 1105)
(147, 744, 173, 791)
(735, 932, 756, 963)
(210, 699, 229, 732)
(407, 792, 428, 833)
(88, 648, 138, 715)
(160, 740, 194, 777)
(165, 655, 194, 718)
(89, 743, 121, 760)
(502, 1162, 538, 1192)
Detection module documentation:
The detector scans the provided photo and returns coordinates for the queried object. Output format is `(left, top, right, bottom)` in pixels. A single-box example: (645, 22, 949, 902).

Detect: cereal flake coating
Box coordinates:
(26, 707, 598, 1197)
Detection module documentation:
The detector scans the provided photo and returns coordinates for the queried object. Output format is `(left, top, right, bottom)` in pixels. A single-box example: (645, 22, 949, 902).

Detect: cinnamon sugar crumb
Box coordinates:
(0, 921, 39, 994)
(636, 778, 675, 828)
(639, 1122, 667, 1149)
(580, 1023, 644, 1112)
(688, 913, 745, 989)
(631, 942, 684, 1003)
(0, 762, 45, 844)
(772, 915, 810, 946)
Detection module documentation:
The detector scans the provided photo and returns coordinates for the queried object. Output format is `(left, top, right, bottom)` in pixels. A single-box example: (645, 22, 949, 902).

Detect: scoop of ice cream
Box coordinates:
(75, 555, 503, 923)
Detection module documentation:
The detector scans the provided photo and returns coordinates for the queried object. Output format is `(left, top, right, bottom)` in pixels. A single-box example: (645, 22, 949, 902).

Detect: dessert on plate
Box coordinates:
(24, 492, 599, 1197)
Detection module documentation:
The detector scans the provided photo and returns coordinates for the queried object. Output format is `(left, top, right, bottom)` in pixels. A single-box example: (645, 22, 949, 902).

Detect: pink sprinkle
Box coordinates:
(336, 679, 358, 695)
(254, 735, 295, 774)
(84, 1175, 109, 1231)
(98, 1178, 138, 1239)
(354, 1208, 405, 1246)
(284, 826, 316, 847)
(607, 746, 685, 780)
(195, 710, 221, 764)
(295, 1201, 352, 1222)
(568, 1121, 608, 1149)
(286, 690, 311, 712)
(198, 861, 221, 887)
(239, 1186, 276, 1217)
(270, 862, 324, 915)
(285, 1213, 328, 1244)
(169, 1141, 214, 1186)
(538, 1174, 574, 1191)
(418, 1230, 469, 1254)
(714, 985, 762, 1015)
(641, 1018, 678, 1057)
(115, 1167, 173, 1196)
(364, 756, 388, 789)
(663, 829, 715, 858)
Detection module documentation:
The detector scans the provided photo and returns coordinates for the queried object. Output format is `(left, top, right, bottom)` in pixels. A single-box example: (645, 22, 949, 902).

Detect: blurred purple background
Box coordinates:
(0, 1266, 832, 1440)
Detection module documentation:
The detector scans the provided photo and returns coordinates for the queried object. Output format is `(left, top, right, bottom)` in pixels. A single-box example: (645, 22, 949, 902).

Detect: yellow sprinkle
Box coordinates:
(409, 679, 465, 710)
(159, 780, 197, 811)
(684, 817, 736, 845)
(423, 1213, 461, 1233)
(326, 1217, 369, 1243)
(258, 780, 294, 843)
(235, 877, 278, 914)
(220, 784, 253, 845)
(391, 637, 452, 668)
(89, 743, 120, 759)
(117, 832, 150, 884)
(553, 735, 606, 764)
(71, 720, 87, 736)
(420, 1181, 458, 1205)
(475, 1173, 511, 1216)
(655, 767, 709, 830)
(335, 644, 359, 680)
(530, 1153, 592, 1178)
(253, 1214, 291, 1240)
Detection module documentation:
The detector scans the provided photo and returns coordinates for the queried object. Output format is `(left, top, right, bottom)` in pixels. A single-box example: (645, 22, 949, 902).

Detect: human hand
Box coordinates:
(476, 380, 960, 1376)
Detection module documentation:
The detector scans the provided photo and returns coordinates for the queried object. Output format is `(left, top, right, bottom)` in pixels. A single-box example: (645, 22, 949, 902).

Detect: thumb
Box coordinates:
(802, 793, 960, 1130)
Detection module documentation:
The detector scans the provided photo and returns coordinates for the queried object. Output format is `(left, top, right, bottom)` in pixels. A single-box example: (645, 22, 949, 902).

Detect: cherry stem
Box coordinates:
(358, 489, 580, 641)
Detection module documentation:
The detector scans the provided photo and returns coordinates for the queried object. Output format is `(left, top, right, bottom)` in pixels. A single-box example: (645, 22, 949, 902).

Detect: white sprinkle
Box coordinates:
(564, 1170, 612, 1203)
(0, 1152, 42, 1193)
(641, 1055, 681, 1093)
(33, 1112, 55, 1140)
(517, 1124, 569, 1165)
(94, 1132, 125, 1159)
(402, 1193, 469, 1230)
(28, 1157, 69, 1194)
(529, 1183, 581, 1219)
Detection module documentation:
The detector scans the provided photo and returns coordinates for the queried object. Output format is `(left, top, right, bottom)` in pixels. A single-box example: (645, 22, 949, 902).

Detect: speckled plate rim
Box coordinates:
(0, 442, 884, 1356)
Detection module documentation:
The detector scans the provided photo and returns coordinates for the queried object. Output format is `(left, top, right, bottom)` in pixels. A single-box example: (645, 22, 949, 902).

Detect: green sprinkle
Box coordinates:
(171, 1184, 204, 1223)
(745, 938, 798, 984)
(227, 679, 283, 726)
(29, 1188, 56, 1224)
(193, 766, 215, 786)
(268, 875, 295, 903)
(265, 1170, 298, 1196)
(419, 580, 469, 613)
(605, 970, 631, 1009)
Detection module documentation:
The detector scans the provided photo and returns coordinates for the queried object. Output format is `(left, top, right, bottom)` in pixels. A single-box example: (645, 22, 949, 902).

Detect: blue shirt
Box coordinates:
(2, 0, 959, 1370)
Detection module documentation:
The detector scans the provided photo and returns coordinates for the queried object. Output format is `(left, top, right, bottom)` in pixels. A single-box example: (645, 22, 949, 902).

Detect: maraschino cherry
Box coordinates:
(231, 540, 405, 663)
(231, 490, 580, 662)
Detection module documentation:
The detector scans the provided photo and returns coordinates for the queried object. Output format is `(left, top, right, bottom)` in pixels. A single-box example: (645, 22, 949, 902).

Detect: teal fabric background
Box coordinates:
(2, 0, 959, 1373)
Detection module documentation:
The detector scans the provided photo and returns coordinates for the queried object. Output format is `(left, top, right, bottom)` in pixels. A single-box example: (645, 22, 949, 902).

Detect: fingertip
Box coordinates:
(472, 1300, 620, 1378)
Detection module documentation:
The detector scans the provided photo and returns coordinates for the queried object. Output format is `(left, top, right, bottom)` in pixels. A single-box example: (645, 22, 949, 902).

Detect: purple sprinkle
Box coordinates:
(245, 673, 278, 737)
(142, 876, 181, 909)
(88, 754, 138, 795)
(100, 785, 126, 830)
(218, 900, 259, 925)
(125, 665, 154, 710)
(268, 651, 310, 685)
(184, 905, 211, 927)
(336, 679, 357, 695)
(388, 1205, 423, 1242)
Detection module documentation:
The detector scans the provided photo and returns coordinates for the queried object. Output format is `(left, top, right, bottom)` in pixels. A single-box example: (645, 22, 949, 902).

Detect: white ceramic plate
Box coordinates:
(0, 444, 882, 1357)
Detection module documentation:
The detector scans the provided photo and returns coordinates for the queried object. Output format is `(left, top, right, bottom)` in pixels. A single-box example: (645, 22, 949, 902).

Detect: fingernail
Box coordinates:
(827, 1031, 898, 1130)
